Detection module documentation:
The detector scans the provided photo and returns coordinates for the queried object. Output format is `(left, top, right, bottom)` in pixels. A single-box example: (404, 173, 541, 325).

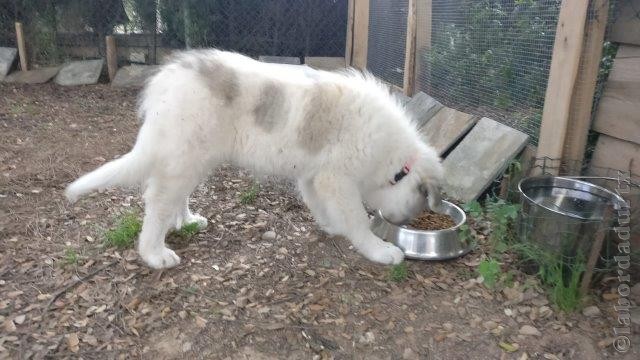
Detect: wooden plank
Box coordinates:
(419, 107, 476, 156)
(610, 0, 640, 46)
(106, 36, 118, 82)
(617, 44, 640, 59)
(563, 0, 609, 168)
(345, 0, 355, 66)
(404, 91, 443, 129)
(402, 0, 417, 96)
(535, 0, 589, 175)
(352, 0, 369, 69)
(590, 134, 640, 179)
(14, 22, 28, 71)
(442, 118, 529, 202)
(415, 0, 431, 93)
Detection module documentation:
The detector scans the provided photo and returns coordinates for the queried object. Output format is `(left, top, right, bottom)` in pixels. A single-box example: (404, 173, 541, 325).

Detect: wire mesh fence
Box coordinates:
(366, 0, 408, 88)
(0, 0, 348, 67)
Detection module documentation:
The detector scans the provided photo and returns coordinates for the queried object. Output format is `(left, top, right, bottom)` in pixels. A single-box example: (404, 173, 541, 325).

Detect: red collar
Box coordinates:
(389, 155, 417, 185)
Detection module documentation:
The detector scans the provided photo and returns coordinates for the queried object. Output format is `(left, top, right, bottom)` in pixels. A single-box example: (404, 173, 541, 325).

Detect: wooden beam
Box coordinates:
(563, 0, 610, 171)
(403, 0, 417, 96)
(345, 0, 355, 67)
(14, 22, 28, 71)
(536, 0, 589, 175)
(415, 0, 432, 94)
(105, 36, 118, 82)
(352, 0, 369, 69)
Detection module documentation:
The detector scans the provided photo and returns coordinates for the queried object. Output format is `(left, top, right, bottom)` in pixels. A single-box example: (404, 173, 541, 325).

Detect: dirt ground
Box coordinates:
(1, 83, 639, 360)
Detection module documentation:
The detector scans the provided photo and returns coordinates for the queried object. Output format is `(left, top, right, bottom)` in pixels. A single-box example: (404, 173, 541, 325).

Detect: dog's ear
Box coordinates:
(421, 180, 445, 214)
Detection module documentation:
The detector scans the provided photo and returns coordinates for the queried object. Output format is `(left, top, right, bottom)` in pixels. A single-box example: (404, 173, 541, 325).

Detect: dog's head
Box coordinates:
(364, 149, 445, 224)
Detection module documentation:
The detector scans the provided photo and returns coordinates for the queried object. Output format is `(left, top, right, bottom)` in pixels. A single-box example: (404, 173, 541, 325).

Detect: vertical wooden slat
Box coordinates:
(105, 36, 118, 82)
(403, 0, 417, 96)
(15, 22, 28, 71)
(345, 0, 355, 67)
(563, 0, 610, 170)
(352, 0, 370, 70)
(536, 0, 590, 175)
(415, 0, 432, 94)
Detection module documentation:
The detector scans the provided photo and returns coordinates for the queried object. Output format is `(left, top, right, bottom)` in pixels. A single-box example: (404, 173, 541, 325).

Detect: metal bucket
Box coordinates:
(517, 176, 626, 257)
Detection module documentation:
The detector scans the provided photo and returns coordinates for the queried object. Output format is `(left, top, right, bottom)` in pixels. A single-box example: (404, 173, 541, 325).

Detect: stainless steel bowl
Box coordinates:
(370, 201, 472, 260)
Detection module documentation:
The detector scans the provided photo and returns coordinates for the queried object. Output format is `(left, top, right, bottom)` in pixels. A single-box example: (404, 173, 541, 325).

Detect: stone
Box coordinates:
(442, 117, 529, 202)
(0, 47, 17, 80)
(55, 59, 104, 86)
(518, 325, 541, 336)
(111, 65, 159, 87)
(3, 66, 60, 84)
(582, 305, 601, 317)
(129, 51, 147, 64)
(404, 91, 443, 129)
(258, 56, 300, 65)
(420, 107, 476, 155)
(261, 230, 276, 241)
(482, 320, 498, 330)
(304, 57, 345, 71)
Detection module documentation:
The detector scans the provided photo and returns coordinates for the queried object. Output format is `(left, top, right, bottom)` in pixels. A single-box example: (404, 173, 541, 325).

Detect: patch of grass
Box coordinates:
(63, 247, 79, 266)
(239, 182, 260, 204)
(388, 262, 408, 283)
(477, 258, 500, 288)
(104, 212, 142, 249)
(173, 222, 200, 238)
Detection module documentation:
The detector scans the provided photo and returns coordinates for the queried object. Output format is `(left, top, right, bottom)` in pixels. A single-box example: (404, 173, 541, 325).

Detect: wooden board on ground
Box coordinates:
(419, 107, 476, 156)
(404, 91, 443, 129)
(617, 45, 640, 59)
(610, 0, 640, 46)
(589, 134, 640, 180)
(112, 65, 160, 87)
(3, 66, 61, 84)
(258, 56, 300, 65)
(592, 52, 640, 145)
(0, 47, 17, 80)
(442, 118, 529, 202)
(304, 57, 345, 71)
(54, 59, 104, 86)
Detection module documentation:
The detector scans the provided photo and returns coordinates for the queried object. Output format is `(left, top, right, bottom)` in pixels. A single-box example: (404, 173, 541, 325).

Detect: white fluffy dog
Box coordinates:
(65, 49, 444, 269)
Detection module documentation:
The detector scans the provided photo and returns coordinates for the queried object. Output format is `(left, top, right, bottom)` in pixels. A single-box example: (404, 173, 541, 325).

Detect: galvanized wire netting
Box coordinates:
(366, 0, 408, 87)
(415, 0, 564, 145)
(0, 0, 347, 66)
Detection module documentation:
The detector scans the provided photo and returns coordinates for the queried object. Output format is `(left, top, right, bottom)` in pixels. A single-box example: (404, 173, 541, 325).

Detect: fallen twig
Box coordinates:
(45, 260, 118, 312)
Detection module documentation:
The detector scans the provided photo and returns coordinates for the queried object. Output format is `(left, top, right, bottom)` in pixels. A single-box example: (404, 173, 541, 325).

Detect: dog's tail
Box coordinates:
(65, 150, 148, 203)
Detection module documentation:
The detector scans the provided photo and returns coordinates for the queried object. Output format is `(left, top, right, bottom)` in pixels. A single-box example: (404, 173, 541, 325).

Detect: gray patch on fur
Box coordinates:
(299, 84, 344, 153)
(184, 55, 239, 105)
(253, 82, 286, 131)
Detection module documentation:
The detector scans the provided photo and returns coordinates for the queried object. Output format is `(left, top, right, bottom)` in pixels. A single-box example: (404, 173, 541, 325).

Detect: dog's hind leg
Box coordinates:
(311, 173, 405, 265)
(138, 175, 200, 269)
(175, 197, 208, 230)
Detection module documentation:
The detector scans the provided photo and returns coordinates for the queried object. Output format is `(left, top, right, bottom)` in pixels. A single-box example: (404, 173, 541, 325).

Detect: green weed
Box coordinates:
(174, 222, 200, 238)
(477, 258, 501, 288)
(104, 212, 142, 249)
(239, 182, 260, 204)
(388, 262, 408, 283)
(63, 247, 79, 266)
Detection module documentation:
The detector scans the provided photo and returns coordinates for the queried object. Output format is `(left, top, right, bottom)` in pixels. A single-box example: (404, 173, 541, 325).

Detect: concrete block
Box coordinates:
(3, 66, 61, 84)
(304, 57, 345, 71)
(420, 107, 477, 156)
(55, 59, 104, 86)
(111, 65, 160, 87)
(0, 47, 17, 81)
(405, 91, 443, 129)
(259, 56, 301, 65)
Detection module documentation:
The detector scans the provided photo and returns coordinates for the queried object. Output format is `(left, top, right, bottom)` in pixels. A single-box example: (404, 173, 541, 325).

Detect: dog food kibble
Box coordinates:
(406, 211, 456, 230)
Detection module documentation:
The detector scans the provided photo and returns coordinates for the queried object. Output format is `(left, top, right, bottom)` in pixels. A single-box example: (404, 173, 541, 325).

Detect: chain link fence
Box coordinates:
(0, 0, 348, 66)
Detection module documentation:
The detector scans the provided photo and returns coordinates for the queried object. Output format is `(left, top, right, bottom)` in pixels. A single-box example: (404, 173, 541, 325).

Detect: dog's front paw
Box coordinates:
(141, 247, 181, 269)
(367, 241, 405, 265)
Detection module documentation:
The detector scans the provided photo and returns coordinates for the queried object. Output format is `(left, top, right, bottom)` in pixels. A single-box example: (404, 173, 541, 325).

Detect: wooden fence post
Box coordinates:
(14, 22, 28, 71)
(403, 0, 417, 96)
(415, 0, 432, 94)
(345, 0, 355, 67)
(105, 35, 118, 82)
(562, 0, 610, 170)
(535, 0, 590, 175)
(351, 0, 370, 70)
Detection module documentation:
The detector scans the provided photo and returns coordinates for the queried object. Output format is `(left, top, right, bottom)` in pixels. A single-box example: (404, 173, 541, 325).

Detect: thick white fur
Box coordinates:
(66, 49, 445, 269)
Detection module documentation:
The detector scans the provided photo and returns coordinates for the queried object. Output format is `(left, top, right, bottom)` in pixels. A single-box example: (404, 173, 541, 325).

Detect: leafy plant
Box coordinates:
(388, 262, 408, 283)
(463, 200, 483, 219)
(239, 182, 260, 205)
(173, 222, 200, 238)
(478, 258, 500, 288)
(104, 212, 142, 249)
(486, 198, 520, 251)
